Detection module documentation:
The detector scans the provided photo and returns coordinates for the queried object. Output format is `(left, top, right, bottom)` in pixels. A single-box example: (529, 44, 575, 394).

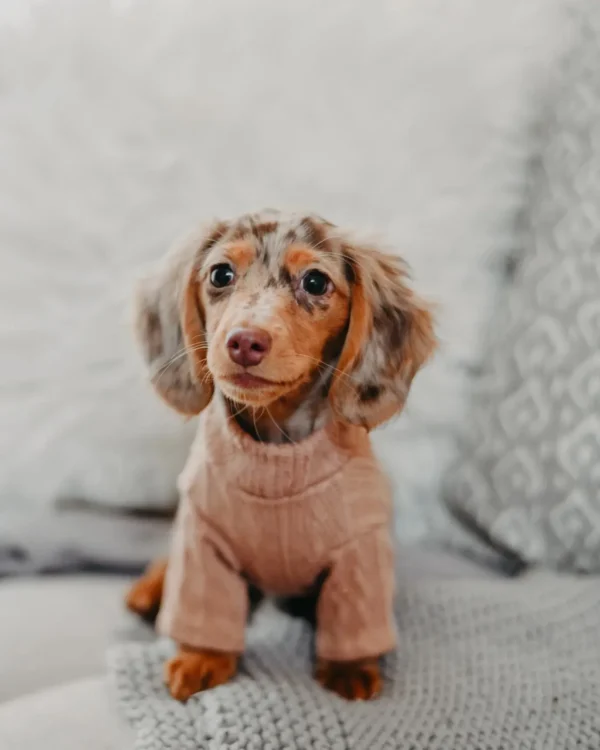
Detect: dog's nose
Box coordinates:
(226, 327, 272, 367)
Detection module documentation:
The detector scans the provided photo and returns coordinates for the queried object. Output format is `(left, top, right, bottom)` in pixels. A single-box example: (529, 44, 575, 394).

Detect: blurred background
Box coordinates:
(2, 0, 600, 737)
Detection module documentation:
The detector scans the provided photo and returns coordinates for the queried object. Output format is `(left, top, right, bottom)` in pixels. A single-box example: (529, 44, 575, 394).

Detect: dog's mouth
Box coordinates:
(225, 373, 281, 389)
(218, 371, 306, 403)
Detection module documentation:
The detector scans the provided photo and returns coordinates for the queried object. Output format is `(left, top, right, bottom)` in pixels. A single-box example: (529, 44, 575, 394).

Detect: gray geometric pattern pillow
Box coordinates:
(446, 0, 600, 572)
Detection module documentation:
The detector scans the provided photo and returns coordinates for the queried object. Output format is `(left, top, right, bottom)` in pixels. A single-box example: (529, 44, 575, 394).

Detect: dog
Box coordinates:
(126, 210, 435, 701)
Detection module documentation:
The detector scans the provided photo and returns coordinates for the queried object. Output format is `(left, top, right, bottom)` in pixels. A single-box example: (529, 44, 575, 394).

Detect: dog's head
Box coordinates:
(135, 211, 435, 430)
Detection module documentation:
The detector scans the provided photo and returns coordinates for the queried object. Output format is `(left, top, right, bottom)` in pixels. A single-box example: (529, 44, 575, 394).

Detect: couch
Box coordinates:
(0, 549, 495, 749)
(1, 0, 598, 747)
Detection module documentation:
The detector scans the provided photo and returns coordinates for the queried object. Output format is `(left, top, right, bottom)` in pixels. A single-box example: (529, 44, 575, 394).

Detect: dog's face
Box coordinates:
(136, 211, 435, 430)
(199, 217, 351, 408)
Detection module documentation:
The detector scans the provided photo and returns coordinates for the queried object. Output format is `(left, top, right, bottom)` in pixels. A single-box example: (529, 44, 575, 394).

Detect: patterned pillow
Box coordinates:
(446, 0, 600, 572)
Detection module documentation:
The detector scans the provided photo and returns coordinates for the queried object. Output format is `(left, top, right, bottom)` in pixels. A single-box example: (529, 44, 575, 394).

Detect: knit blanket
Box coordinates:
(108, 567, 600, 749)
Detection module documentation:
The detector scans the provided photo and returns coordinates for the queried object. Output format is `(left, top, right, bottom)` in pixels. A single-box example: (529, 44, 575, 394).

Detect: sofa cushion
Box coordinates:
(0, 509, 169, 577)
(0, 548, 494, 703)
(0, 677, 130, 750)
(0, 575, 151, 703)
(446, 0, 600, 571)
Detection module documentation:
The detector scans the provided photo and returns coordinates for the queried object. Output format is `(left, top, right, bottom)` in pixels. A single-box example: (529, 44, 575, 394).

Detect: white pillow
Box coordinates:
(0, 0, 567, 531)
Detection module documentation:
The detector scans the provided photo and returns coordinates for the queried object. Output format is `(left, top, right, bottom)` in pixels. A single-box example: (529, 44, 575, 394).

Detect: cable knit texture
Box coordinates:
(110, 566, 600, 750)
(158, 398, 396, 661)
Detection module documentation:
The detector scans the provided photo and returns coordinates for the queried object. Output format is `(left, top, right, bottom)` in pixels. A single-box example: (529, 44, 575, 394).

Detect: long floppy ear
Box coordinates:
(330, 240, 436, 429)
(134, 222, 227, 416)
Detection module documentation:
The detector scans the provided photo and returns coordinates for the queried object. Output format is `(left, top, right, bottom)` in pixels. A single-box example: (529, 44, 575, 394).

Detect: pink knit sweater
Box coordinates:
(158, 398, 397, 662)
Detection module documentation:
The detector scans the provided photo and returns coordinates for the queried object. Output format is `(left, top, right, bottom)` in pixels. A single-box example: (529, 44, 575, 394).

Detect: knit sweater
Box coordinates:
(158, 397, 396, 661)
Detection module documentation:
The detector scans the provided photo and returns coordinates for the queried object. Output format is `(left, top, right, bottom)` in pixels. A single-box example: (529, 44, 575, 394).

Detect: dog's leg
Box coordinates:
(126, 561, 264, 627)
(311, 530, 394, 700)
(280, 593, 384, 699)
(165, 647, 239, 701)
(163, 584, 259, 700)
(315, 657, 383, 700)
(279, 574, 384, 699)
(125, 558, 167, 622)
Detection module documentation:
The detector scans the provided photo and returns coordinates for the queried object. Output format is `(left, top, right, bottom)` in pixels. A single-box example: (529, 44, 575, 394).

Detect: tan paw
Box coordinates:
(165, 648, 238, 701)
(315, 657, 383, 700)
(125, 559, 167, 621)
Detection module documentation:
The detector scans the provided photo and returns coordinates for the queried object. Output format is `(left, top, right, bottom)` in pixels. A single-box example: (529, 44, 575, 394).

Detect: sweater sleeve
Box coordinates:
(157, 492, 248, 654)
(316, 526, 397, 662)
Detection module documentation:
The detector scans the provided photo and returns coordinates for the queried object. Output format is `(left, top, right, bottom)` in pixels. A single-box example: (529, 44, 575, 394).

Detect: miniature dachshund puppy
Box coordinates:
(126, 210, 435, 701)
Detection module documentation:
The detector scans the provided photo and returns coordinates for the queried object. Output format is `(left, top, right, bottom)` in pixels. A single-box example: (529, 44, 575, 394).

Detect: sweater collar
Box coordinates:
(203, 394, 367, 498)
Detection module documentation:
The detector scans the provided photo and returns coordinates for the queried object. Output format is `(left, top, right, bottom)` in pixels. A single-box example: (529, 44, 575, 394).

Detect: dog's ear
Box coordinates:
(329, 240, 436, 430)
(134, 222, 227, 416)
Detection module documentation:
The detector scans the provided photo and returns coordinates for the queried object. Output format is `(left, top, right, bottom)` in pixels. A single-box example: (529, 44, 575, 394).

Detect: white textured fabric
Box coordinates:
(0, 548, 489, 703)
(0, 677, 130, 750)
(110, 566, 600, 750)
(447, 0, 600, 571)
(0, 575, 142, 703)
(0, 0, 567, 531)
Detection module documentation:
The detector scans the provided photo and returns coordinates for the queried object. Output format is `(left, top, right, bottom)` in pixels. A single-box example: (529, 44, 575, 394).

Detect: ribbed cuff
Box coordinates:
(157, 611, 246, 654)
(316, 625, 397, 661)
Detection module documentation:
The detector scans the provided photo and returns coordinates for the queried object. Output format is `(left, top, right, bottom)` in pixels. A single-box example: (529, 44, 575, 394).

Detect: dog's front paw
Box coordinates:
(316, 657, 383, 700)
(165, 648, 238, 701)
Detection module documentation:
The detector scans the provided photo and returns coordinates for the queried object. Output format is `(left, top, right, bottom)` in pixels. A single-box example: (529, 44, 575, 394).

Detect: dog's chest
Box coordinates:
(179, 408, 392, 597)
(209, 475, 351, 596)
(184, 455, 391, 597)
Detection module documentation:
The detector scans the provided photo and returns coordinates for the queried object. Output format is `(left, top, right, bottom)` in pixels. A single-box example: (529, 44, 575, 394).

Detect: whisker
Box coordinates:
(265, 406, 297, 446)
(226, 401, 247, 422)
(199, 369, 213, 388)
(186, 333, 210, 344)
(153, 342, 208, 378)
(279, 353, 360, 392)
(152, 349, 204, 387)
(309, 231, 377, 258)
(307, 229, 407, 283)
(252, 407, 262, 444)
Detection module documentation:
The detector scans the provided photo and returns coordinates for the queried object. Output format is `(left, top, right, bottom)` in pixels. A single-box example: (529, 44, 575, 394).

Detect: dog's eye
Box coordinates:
(301, 270, 330, 296)
(210, 263, 235, 288)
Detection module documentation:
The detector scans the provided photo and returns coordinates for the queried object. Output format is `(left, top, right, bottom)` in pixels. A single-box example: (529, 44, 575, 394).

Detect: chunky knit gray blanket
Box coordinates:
(109, 567, 600, 749)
